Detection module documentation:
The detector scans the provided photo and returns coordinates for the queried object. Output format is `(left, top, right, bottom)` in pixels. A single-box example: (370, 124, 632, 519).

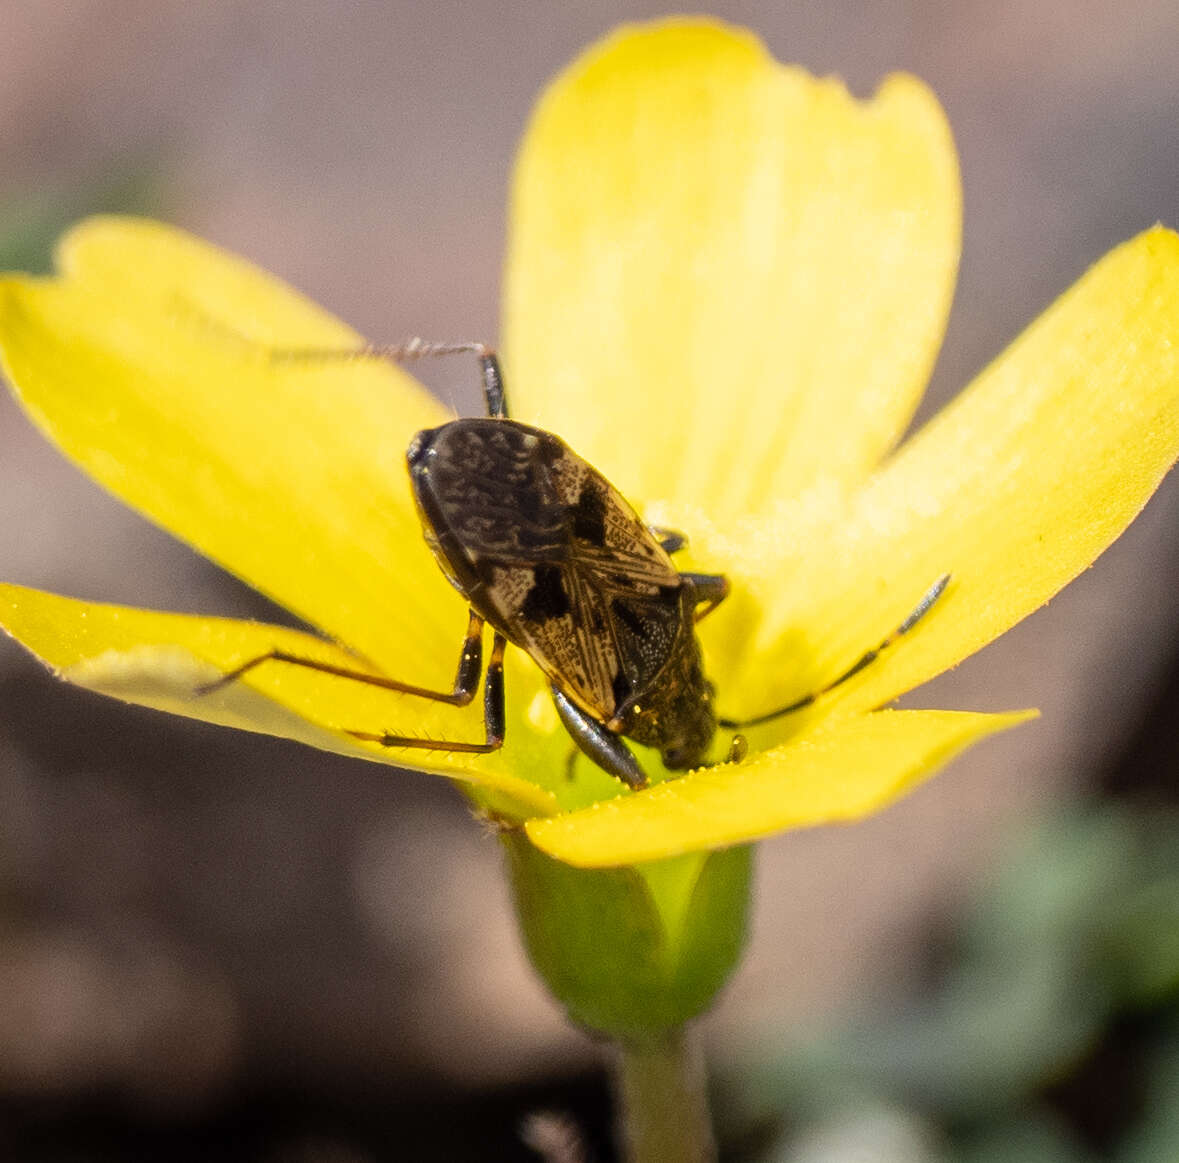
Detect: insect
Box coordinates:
(200, 340, 949, 789)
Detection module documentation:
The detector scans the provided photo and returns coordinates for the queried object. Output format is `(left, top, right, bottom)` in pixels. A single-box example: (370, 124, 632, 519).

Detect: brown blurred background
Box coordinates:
(1, 3, 1178, 1160)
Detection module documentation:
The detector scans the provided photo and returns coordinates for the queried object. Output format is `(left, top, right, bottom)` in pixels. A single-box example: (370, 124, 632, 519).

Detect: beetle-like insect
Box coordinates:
(202, 341, 948, 789)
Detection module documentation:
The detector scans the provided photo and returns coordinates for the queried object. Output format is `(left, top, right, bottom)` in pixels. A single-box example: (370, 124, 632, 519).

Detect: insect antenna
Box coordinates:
(720, 573, 951, 729)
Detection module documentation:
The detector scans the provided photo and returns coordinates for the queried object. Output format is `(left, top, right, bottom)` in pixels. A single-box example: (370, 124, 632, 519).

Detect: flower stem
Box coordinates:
(613, 1026, 716, 1163)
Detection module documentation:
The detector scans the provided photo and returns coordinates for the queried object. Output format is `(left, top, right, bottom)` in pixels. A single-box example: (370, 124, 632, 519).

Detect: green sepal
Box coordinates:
(503, 831, 753, 1040)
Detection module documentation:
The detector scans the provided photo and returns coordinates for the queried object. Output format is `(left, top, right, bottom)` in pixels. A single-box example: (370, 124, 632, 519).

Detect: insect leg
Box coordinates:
(275, 341, 510, 419)
(698, 732, 748, 770)
(349, 633, 507, 754)
(190, 313, 513, 421)
(195, 609, 486, 706)
(271, 341, 511, 419)
(719, 573, 952, 729)
(680, 572, 730, 623)
(648, 526, 688, 555)
(551, 688, 647, 790)
(477, 351, 509, 419)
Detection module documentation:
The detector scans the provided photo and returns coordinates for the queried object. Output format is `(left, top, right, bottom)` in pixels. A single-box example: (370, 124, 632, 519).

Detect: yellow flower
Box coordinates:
(1, 20, 1177, 872)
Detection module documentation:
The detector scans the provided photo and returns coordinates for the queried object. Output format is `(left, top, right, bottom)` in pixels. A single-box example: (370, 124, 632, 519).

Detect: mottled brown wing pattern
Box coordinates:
(480, 436, 685, 718)
(415, 418, 688, 719)
(417, 421, 567, 561)
(546, 446, 681, 588)
(483, 560, 619, 713)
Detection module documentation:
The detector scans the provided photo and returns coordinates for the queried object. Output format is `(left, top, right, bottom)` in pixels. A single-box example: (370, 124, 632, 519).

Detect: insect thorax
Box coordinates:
(616, 612, 717, 771)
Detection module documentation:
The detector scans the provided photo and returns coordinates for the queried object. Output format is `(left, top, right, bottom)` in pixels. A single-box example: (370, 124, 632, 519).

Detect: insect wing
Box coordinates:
(489, 437, 685, 719)
(410, 419, 566, 564)
(411, 418, 685, 721)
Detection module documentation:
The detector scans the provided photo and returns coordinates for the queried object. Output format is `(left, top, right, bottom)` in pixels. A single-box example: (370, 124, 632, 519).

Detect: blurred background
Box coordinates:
(1, 2, 1178, 1160)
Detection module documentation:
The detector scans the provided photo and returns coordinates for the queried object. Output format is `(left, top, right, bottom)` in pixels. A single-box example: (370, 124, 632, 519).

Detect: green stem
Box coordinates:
(613, 1026, 716, 1163)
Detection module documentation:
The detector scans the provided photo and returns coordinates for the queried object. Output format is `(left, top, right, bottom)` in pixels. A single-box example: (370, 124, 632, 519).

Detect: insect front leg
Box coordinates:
(551, 688, 647, 790)
(349, 633, 507, 755)
(680, 572, 730, 622)
(648, 525, 688, 555)
(195, 609, 487, 706)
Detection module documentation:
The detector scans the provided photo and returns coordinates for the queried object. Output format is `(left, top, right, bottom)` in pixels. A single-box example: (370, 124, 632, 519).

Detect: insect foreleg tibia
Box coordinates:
(681, 572, 730, 623)
(195, 609, 486, 706)
(649, 526, 688, 555)
(719, 573, 951, 729)
(348, 632, 507, 755)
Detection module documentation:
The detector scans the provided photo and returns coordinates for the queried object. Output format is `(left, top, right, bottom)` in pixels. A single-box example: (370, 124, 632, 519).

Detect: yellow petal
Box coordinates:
(715, 226, 1179, 735)
(526, 708, 1033, 867)
(0, 217, 464, 680)
(504, 18, 960, 525)
(0, 583, 558, 821)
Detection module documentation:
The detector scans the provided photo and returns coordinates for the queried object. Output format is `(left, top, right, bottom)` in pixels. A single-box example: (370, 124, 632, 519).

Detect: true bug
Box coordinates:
(201, 340, 948, 789)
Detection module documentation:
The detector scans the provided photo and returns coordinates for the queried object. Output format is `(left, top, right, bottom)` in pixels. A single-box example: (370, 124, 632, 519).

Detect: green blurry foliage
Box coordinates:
(724, 803, 1179, 1162)
(0, 166, 163, 275)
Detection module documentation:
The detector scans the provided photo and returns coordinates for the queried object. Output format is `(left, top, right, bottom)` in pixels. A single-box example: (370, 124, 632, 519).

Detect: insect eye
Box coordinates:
(662, 746, 689, 769)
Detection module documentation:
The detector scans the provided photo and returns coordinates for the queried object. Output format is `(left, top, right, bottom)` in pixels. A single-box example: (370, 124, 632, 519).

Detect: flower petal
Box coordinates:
(716, 226, 1179, 733)
(0, 583, 558, 821)
(0, 217, 463, 677)
(504, 18, 960, 524)
(526, 708, 1033, 867)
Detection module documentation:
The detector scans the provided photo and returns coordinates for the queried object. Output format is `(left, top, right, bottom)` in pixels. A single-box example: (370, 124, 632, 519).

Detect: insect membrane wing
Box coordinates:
(421, 421, 567, 559)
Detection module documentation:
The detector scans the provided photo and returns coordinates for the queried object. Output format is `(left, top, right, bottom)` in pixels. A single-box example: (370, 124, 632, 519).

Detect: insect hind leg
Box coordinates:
(719, 574, 951, 729)
(476, 351, 508, 419)
(179, 304, 511, 420)
(271, 339, 511, 420)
